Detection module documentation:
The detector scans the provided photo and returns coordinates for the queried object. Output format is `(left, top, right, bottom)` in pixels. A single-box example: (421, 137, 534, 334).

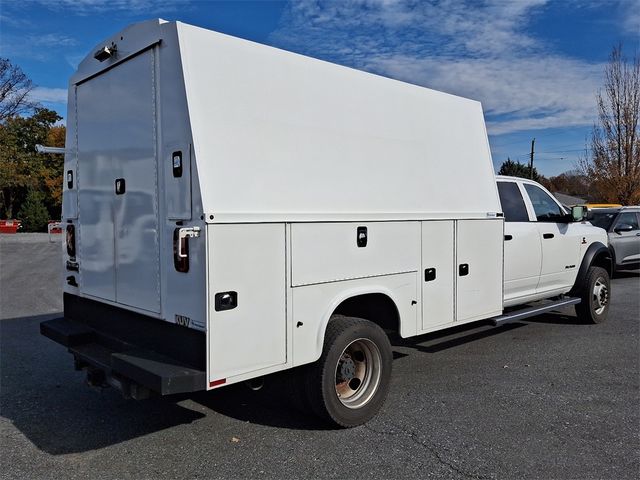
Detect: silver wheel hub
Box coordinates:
(592, 278, 609, 315)
(335, 338, 382, 409)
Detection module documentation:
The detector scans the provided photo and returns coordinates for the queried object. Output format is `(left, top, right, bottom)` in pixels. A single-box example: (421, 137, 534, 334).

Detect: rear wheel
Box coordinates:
(575, 266, 610, 324)
(304, 315, 392, 427)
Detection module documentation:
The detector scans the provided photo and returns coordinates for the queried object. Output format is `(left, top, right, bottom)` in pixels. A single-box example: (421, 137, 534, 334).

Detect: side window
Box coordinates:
(616, 212, 639, 230)
(523, 184, 564, 221)
(497, 182, 529, 222)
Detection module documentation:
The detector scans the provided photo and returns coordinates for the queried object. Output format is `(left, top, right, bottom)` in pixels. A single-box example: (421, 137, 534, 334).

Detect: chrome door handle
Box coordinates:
(177, 227, 201, 258)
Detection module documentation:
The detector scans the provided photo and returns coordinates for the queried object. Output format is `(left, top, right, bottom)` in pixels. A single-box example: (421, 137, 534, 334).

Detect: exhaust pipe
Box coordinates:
(245, 377, 264, 391)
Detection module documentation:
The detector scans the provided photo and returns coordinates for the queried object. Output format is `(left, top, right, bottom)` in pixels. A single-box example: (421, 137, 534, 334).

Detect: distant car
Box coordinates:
(588, 206, 640, 273)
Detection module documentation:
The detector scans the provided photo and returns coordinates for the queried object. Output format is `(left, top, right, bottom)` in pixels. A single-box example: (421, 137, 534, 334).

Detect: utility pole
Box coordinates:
(529, 138, 535, 179)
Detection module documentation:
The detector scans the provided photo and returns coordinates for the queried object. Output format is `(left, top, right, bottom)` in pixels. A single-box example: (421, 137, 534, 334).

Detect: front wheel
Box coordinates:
(575, 266, 611, 324)
(304, 315, 392, 427)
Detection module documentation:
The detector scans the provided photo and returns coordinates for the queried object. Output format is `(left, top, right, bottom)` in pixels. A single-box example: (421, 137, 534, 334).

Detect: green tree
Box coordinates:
(0, 108, 62, 218)
(17, 190, 49, 232)
(498, 158, 542, 181)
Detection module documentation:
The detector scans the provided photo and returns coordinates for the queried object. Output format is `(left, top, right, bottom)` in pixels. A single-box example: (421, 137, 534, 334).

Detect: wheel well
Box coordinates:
(593, 250, 613, 276)
(332, 293, 400, 333)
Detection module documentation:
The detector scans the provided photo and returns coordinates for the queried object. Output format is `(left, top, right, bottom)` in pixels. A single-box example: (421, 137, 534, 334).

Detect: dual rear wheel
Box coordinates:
(300, 315, 392, 428)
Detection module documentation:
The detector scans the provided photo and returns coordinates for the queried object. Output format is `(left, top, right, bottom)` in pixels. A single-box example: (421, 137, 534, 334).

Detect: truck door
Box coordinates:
(77, 49, 160, 313)
(522, 183, 580, 293)
(497, 181, 542, 302)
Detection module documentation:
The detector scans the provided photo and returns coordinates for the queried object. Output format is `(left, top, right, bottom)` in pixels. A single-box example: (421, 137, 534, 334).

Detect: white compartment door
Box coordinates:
(421, 221, 455, 331)
(76, 50, 160, 313)
(208, 224, 286, 383)
(456, 219, 504, 322)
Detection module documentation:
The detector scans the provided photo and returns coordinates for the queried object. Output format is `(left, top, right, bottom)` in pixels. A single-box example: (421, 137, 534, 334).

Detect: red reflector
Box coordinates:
(209, 378, 226, 388)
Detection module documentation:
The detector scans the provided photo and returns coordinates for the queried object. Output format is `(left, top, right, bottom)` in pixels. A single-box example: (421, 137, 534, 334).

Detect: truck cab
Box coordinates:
(496, 175, 610, 309)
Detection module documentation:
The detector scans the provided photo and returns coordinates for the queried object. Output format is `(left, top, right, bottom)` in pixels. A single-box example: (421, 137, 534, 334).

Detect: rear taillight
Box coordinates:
(173, 228, 189, 273)
(66, 224, 76, 258)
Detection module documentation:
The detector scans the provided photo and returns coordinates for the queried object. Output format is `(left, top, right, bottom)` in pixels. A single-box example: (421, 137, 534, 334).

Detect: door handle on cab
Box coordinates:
(504, 235, 513, 241)
(543, 233, 554, 239)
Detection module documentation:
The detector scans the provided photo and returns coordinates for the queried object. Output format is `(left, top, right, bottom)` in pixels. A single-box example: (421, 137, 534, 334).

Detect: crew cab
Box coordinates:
(497, 176, 611, 321)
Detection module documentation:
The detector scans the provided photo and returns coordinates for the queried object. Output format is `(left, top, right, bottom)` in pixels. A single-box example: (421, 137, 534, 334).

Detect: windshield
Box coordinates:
(588, 210, 618, 230)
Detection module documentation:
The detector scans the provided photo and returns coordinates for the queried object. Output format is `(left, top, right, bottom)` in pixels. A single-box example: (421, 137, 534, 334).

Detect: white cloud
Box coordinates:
(268, 0, 604, 136)
(366, 55, 603, 135)
(622, 3, 640, 35)
(33, 0, 192, 14)
(30, 87, 67, 104)
(0, 33, 78, 60)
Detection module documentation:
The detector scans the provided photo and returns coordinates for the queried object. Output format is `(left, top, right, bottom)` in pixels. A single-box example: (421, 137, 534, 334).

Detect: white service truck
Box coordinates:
(41, 19, 612, 427)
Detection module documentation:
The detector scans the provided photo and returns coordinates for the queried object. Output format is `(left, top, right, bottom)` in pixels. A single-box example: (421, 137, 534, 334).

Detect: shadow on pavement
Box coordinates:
(0, 306, 587, 451)
(612, 270, 640, 279)
(0, 313, 206, 455)
(524, 311, 587, 325)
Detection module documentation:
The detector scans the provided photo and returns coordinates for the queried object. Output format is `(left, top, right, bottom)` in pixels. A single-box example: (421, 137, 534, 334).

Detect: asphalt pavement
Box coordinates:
(1, 233, 638, 479)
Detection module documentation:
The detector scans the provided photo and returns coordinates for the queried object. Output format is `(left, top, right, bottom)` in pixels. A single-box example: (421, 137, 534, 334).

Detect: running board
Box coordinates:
(491, 297, 581, 326)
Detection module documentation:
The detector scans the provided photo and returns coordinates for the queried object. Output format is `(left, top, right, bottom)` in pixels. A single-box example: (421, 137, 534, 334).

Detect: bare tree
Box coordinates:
(580, 45, 640, 204)
(0, 58, 38, 121)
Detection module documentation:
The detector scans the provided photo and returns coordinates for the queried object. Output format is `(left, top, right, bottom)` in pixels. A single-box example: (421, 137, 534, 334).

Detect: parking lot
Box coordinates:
(1, 233, 638, 479)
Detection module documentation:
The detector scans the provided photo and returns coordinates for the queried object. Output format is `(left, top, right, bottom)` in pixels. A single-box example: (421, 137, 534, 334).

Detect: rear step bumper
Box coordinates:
(41, 317, 206, 397)
(491, 297, 581, 326)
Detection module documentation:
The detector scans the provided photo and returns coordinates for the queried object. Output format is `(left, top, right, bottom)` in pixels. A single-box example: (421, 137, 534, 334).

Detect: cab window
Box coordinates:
(524, 184, 564, 221)
(497, 182, 529, 222)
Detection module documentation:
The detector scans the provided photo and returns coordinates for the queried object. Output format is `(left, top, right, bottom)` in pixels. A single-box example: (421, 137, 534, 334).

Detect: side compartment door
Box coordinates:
(208, 224, 286, 383)
(456, 219, 503, 322)
(421, 221, 455, 331)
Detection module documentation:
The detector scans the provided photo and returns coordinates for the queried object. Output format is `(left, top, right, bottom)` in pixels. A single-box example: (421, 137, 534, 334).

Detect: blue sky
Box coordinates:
(1, 0, 638, 176)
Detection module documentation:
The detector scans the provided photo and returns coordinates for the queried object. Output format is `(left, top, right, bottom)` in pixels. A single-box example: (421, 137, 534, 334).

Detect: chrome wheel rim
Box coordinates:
(592, 278, 609, 315)
(335, 338, 382, 409)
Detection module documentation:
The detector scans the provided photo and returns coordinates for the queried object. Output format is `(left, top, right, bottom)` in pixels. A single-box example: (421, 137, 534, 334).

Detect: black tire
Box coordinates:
(303, 315, 392, 428)
(575, 266, 610, 324)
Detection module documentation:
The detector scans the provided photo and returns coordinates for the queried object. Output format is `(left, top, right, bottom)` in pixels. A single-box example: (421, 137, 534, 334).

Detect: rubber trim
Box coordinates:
(570, 242, 611, 295)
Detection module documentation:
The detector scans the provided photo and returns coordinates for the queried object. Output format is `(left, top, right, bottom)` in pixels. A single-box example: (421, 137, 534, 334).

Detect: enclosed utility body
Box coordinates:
(42, 19, 607, 427)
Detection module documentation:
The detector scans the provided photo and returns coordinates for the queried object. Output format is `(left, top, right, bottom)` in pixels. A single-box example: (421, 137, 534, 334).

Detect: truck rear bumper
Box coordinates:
(41, 294, 206, 397)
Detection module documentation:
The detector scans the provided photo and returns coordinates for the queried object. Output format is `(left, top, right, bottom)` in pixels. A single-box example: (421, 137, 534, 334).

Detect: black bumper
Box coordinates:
(41, 294, 206, 396)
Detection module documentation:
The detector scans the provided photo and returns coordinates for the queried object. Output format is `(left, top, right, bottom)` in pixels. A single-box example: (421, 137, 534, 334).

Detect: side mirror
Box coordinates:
(571, 205, 587, 222)
(614, 223, 634, 234)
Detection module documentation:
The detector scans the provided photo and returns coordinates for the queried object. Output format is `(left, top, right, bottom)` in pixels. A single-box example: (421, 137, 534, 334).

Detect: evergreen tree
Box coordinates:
(498, 158, 542, 181)
(17, 190, 49, 232)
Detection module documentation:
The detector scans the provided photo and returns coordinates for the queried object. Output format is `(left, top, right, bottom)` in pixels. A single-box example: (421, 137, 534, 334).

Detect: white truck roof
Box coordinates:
(71, 19, 500, 223)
